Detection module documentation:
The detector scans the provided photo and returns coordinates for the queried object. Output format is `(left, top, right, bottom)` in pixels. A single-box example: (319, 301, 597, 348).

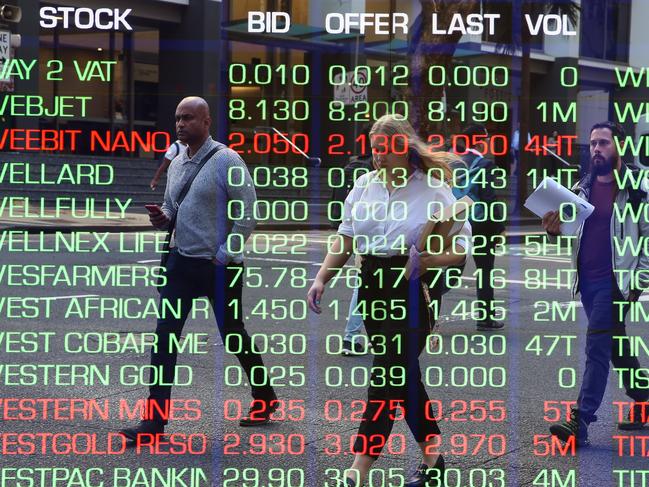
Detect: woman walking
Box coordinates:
(308, 114, 471, 486)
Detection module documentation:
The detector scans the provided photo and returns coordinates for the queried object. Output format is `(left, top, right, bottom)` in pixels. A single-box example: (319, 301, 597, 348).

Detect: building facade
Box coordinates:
(3, 0, 648, 167)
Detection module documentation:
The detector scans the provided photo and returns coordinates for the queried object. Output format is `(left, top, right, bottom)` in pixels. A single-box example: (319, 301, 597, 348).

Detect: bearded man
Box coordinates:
(543, 121, 649, 447)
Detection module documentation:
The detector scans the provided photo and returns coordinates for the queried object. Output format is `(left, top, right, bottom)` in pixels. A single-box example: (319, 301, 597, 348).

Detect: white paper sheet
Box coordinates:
(524, 177, 594, 235)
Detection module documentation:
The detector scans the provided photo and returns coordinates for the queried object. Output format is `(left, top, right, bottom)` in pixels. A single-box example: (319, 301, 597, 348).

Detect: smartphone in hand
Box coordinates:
(145, 204, 162, 215)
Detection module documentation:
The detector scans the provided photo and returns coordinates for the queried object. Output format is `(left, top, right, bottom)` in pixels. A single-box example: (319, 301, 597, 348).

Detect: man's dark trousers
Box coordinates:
(577, 276, 648, 423)
(147, 249, 274, 424)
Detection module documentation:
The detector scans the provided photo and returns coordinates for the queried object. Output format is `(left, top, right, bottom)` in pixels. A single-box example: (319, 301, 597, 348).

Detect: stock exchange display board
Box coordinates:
(1, 1, 649, 486)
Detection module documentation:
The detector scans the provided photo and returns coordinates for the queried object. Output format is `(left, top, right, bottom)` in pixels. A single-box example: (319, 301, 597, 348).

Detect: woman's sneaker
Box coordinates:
(405, 455, 445, 487)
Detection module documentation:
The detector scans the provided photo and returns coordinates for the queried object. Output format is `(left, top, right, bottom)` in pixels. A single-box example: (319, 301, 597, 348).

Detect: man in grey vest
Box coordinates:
(120, 97, 278, 442)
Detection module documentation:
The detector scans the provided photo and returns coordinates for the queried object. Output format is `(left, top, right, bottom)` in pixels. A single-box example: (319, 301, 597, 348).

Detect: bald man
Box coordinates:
(120, 97, 278, 442)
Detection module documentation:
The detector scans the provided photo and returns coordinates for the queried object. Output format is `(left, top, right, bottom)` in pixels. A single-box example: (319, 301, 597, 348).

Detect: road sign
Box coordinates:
(0, 30, 13, 92)
(333, 70, 368, 105)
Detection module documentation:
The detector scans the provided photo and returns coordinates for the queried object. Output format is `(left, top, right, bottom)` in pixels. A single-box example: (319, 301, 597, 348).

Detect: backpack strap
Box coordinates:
(467, 152, 489, 171)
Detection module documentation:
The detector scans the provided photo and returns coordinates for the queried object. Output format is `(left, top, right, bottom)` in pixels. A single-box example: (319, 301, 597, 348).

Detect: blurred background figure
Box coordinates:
(452, 124, 506, 331)
(511, 123, 531, 176)
(150, 139, 186, 190)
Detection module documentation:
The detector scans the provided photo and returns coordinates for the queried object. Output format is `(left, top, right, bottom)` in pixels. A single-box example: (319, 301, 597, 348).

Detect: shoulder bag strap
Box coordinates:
(162, 144, 224, 256)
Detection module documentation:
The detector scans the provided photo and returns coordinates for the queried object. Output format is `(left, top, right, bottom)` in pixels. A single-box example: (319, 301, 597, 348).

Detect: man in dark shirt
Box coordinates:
(577, 177, 616, 280)
(543, 122, 648, 446)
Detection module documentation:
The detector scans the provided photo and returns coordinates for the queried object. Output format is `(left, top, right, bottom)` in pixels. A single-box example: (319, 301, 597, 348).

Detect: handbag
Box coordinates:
(156, 145, 224, 290)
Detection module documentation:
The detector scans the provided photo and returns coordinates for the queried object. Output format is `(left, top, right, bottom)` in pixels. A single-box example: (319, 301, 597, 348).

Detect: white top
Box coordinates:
(337, 169, 472, 256)
(164, 140, 185, 160)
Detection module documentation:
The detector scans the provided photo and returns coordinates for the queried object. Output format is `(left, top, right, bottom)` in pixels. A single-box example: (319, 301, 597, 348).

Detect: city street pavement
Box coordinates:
(2, 228, 648, 487)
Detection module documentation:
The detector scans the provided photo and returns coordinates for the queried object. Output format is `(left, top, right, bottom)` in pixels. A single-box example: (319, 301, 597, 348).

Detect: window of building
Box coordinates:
(480, 2, 543, 51)
(225, 41, 309, 165)
(230, 0, 306, 23)
(38, 25, 160, 156)
(580, 0, 630, 62)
